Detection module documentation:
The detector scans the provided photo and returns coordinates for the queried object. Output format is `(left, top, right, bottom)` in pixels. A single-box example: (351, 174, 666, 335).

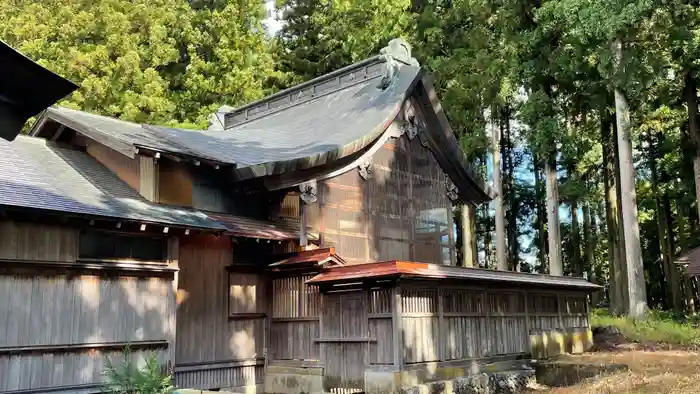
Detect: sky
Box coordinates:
(264, 1, 283, 36)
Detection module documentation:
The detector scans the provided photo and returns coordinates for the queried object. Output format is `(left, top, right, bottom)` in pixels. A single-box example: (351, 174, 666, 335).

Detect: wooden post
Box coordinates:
(523, 290, 530, 344)
(300, 196, 308, 248)
(139, 155, 159, 202)
(392, 285, 403, 369)
(438, 287, 445, 360)
(167, 236, 179, 370)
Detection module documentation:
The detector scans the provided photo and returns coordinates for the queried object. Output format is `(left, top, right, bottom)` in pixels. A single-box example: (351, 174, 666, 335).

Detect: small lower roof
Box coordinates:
(205, 211, 302, 241)
(270, 247, 346, 269)
(306, 261, 602, 291)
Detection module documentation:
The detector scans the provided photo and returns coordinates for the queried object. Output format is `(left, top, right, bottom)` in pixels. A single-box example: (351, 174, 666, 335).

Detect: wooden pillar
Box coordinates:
(299, 196, 308, 248)
(166, 236, 179, 369)
(392, 285, 403, 369)
(139, 155, 159, 202)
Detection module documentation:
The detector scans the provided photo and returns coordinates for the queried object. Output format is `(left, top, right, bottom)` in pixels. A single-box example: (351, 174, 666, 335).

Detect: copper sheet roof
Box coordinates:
(306, 261, 602, 290)
(205, 211, 301, 240)
(270, 247, 346, 268)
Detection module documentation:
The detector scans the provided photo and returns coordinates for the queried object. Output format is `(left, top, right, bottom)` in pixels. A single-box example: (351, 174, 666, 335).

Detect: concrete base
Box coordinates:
(529, 328, 593, 359)
(263, 365, 324, 394)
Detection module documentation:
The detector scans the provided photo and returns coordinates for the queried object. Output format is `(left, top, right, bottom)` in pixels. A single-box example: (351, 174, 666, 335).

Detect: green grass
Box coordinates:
(590, 308, 700, 346)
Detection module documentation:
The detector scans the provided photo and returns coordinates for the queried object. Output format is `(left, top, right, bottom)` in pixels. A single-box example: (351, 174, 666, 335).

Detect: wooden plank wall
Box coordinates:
(269, 275, 320, 362)
(175, 235, 264, 390)
(0, 220, 174, 393)
(400, 284, 589, 365)
(316, 131, 455, 266)
(86, 141, 140, 193)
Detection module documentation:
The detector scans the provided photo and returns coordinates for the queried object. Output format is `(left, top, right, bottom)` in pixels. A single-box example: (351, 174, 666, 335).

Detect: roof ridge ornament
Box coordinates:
(378, 38, 419, 90)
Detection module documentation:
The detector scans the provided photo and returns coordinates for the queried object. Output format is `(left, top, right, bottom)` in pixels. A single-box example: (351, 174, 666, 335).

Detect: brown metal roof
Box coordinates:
(675, 246, 700, 276)
(270, 247, 346, 269)
(205, 211, 301, 241)
(306, 261, 602, 291)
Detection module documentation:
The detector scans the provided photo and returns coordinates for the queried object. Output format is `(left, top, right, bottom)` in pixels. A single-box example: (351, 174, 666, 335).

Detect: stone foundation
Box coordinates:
(399, 369, 536, 394)
(263, 365, 324, 394)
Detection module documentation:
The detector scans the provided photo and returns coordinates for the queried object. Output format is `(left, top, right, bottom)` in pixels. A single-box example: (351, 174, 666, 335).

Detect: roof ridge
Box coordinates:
(213, 37, 420, 130)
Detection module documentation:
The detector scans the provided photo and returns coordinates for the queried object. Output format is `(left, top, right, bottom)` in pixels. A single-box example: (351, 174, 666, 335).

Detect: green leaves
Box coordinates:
(0, 0, 279, 129)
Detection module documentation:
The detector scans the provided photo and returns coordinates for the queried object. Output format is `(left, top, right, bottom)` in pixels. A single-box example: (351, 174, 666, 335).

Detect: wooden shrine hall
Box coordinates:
(0, 38, 599, 394)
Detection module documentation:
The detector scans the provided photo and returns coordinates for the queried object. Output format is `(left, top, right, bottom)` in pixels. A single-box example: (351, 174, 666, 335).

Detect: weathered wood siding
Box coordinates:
(269, 275, 320, 362)
(399, 284, 589, 365)
(175, 235, 265, 390)
(86, 141, 140, 193)
(320, 291, 368, 393)
(314, 133, 454, 265)
(158, 161, 193, 207)
(0, 220, 175, 393)
(0, 221, 78, 262)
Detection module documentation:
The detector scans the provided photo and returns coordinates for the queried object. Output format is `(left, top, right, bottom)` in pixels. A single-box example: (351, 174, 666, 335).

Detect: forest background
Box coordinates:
(3, 0, 700, 318)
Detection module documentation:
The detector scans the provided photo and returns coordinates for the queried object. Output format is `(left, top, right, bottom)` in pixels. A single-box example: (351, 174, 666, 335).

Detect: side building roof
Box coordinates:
(0, 136, 225, 230)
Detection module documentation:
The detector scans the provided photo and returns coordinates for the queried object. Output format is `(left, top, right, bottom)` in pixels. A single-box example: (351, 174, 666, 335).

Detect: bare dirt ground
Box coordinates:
(527, 327, 700, 394)
(527, 350, 700, 394)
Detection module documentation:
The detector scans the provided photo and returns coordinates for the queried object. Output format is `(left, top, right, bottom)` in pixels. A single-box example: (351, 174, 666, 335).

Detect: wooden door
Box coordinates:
(321, 291, 368, 394)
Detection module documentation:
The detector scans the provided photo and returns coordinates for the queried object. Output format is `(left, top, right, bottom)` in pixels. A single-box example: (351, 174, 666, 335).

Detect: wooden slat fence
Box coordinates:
(269, 275, 320, 361)
(400, 286, 589, 365)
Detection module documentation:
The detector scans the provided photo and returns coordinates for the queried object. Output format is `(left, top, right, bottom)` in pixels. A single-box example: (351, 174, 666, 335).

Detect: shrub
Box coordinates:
(101, 345, 174, 394)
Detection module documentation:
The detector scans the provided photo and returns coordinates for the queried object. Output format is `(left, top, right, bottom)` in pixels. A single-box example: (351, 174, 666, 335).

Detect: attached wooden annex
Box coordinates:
(0, 38, 598, 394)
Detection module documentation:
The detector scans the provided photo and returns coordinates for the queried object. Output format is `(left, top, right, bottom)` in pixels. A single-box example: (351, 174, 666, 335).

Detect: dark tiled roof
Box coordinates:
(147, 64, 419, 175)
(35, 62, 420, 179)
(0, 136, 225, 230)
(307, 261, 602, 291)
(42, 107, 209, 160)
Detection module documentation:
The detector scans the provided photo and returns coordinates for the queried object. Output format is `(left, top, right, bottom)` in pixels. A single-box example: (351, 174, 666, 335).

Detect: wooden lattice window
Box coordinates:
(79, 230, 166, 262)
(271, 275, 320, 318)
(529, 294, 559, 314)
(443, 290, 484, 314)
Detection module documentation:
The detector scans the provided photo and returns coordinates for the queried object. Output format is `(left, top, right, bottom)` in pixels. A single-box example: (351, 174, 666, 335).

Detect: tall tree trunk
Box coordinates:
(461, 203, 477, 267)
(505, 107, 519, 271)
(534, 153, 548, 273)
(481, 204, 492, 269)
(649, 132, 672, 308)
(583, 201, 600, 305)
(546, 155, 563, 276)
(602, 107, 623, 313)
(612, 110, 629, 313)
(678, 202, 696, 314)
(571, 198, 582, 276)
(685, 71, 700, 224)
(663, 195, 683, 311)
(492, 110, 508, 271)
(569, 161, 582, 276)
(612, 38, 648, 318)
